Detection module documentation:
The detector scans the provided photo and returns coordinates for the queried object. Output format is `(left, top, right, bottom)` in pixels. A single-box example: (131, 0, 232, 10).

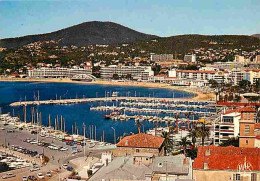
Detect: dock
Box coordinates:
(9, 97, 215, 107)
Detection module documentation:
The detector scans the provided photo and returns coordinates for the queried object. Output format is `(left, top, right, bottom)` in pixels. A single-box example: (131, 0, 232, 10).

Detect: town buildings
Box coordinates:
(193, 146, 260, 181)
(100, 65, 154, 81)
(28, 67, 92, 78)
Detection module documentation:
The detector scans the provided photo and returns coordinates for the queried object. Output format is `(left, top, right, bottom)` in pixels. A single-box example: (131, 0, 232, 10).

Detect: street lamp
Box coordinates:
(111, 127, 116, 144)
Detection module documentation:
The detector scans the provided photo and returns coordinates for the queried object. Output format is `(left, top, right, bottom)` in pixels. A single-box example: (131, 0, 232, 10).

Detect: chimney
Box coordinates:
(125, 139, 128, 146)
(203, 162, 209, 170)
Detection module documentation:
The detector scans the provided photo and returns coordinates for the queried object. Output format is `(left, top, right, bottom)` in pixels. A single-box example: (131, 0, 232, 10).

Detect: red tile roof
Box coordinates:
(116, 133, 165, 149)
(255, 123, 260, 129)
(193, 146, 260, 171)
(176, 70, 216, 74)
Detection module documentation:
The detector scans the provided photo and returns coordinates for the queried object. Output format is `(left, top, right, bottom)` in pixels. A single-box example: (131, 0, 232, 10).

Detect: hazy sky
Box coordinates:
(0, 0, 259, 39)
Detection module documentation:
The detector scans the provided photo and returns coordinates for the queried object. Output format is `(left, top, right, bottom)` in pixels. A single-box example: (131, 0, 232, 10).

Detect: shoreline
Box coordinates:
(0, 78, 215, 101)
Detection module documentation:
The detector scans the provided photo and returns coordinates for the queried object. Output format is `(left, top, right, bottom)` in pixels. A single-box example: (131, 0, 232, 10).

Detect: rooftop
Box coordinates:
(193, 146, 260, 171)
(89, 156, 152, 181)
(116, 133, 165, 149)
(152, 155, 190, 175)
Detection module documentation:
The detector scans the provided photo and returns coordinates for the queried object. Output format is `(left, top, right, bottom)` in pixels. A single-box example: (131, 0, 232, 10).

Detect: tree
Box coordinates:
(186, 148, 198, 159)
(234, 94, 241, 102)
(112, 73, 119, 80)
(152, 64, 161, 76)
(178, 136, 191, 156)
(188, 129, 199, 147)
(239, 80, 251, 91)
(209, 79, 218, 88)
(197, 123, 210, 146)
(136, 120, 142, 133)
(174, 113, 180, 133)
(228, 94, 234, 101)
(125, 74, 132, 80)
(219, 137, 239, 147)
(162, 131, 173, 155)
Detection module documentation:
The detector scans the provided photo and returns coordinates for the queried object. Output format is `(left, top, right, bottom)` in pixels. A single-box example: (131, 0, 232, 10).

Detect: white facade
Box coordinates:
(28, 67, 92, 78)
(214, 110, 241, 145)
(150, 54, 173, 61)
(184, 54, 196, 63)
(100, 65, 154, 80)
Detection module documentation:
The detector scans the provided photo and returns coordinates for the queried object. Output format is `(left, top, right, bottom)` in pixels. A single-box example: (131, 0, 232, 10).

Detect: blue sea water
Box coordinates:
(0, 81, 194, 143)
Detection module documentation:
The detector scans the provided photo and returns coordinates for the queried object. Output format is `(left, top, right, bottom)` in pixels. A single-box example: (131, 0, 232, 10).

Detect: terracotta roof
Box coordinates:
(256, 135, 260, 140)
(116, 133, 164, 149)
(176, 70, 216, 74)
(193, 146, 260, 171)
(255, 123, 260, 129)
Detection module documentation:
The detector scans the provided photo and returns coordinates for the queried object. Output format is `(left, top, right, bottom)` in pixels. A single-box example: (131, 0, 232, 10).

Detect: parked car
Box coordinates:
(46, 171, 52, 177)
(22, 176, 28, 181)
(2, 173, 16, 179)
(62, 164, 68, 169)
(28, 175, 36, 180)
(67, 166, 73, 171)
(30, 167, 40, 172)
(37, 173, 44, 179)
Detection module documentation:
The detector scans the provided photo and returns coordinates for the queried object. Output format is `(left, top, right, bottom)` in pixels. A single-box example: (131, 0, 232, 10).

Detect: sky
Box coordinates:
(0, 0, 259, 39)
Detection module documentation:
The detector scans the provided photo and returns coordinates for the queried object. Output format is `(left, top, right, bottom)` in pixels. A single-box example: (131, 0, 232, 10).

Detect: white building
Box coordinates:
(28, 67, 92, 78)
(150, 54, 173, 61)
(184, 54, 196, 63)
(214, 108, 242, 145)
(234, 55, 245, 63)
(100, 65, 154, 80)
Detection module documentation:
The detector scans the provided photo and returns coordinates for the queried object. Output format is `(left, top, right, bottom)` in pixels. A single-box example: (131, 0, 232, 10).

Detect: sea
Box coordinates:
(0, 81, 195, 143)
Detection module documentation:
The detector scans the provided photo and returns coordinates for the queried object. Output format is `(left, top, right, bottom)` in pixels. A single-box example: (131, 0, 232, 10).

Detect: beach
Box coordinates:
(0, 77, 215, 101)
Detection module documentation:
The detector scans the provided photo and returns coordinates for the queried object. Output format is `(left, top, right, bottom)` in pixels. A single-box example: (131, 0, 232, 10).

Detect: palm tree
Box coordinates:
(162, 131, 173, 155)
(174, 113, 180, 133)
(188, 128, 198, 147)
(178, 136, 191, 156)
(154, 121, 158, 136)
(197, 123, 210, 146)
(136, 120, 142, 133)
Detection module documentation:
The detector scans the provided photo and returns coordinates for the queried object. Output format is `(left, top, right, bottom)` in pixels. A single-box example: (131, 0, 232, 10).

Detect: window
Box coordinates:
(158, 163, 163, 167)
(136, 149, 139, 153)
(251, 173, 257, 181)
(233, 174, 240, 181)
(246, 140, 248, 144)
(245, 125, 250, 135)
(146, 158, 149, 161)
(223, 117, 233, 123)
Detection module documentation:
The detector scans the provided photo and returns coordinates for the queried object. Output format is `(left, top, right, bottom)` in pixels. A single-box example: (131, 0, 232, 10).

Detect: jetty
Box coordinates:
(9, 97, 215, 107)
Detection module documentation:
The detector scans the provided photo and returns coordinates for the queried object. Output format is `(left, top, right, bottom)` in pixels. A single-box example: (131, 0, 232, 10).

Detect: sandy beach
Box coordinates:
(0, 78, 215, 101)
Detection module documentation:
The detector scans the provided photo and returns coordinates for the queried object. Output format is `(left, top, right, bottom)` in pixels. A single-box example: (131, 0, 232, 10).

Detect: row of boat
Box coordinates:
(90, 106, 215, 116)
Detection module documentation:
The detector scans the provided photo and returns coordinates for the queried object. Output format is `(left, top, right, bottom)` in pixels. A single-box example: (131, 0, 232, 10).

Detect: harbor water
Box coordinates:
(0, 81, 195, 143)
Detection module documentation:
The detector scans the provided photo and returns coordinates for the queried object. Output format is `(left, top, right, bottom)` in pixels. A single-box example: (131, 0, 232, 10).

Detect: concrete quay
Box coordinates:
(10, 96, 214, 107)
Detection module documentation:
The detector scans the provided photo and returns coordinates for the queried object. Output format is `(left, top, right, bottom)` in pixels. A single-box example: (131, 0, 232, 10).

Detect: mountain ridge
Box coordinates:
(0, 21, 158, 48)
(0, 21, 259, 48)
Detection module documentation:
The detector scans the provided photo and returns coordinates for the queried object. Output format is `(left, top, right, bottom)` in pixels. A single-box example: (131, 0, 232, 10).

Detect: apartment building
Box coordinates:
(100, 65, 154, 80)
(239, 108, 256, 148)
(214, 107, 256, 146)
(150, 54, 173, 61)
(244, 69, 260, 84)
(170, 69, 216, 81)
(184, 54, 196, 63)
(28, 67, 92, 78)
